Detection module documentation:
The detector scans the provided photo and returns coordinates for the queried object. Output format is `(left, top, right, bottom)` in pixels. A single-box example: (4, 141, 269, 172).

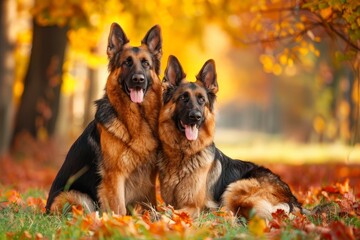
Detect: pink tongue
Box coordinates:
(129, 89, 144, 103)
(184, 124, 198, 141)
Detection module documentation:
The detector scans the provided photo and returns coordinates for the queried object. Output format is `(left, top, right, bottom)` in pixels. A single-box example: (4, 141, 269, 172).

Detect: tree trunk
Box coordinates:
(12, 20, 68, 142)
(83, 66, 98, 127)
(83, 48, 98, 127)
(0, 0, 15, 155)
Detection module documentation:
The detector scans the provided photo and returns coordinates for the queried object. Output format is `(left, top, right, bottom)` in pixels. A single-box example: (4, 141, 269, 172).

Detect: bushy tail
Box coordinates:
(49, 190, 96, 214)
(222, 178, 297, 220)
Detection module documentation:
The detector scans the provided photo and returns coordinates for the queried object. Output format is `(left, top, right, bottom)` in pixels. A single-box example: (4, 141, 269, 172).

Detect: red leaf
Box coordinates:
(322, 185, 340, 194)
(325, 221, 356, 240)
(268, 209, 288, 229)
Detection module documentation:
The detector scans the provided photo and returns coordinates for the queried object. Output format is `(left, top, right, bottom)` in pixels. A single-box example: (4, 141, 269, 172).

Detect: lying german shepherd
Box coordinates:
(158, 55, 302, 220)
(46, 23, 162, 215)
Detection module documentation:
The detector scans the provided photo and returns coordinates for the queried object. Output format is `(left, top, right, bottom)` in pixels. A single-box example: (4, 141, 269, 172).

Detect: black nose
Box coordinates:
(132, 73, 145, 83)
(189, 110, 202, 121)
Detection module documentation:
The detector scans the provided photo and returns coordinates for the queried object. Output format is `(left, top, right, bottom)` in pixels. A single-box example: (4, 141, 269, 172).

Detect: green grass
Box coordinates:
(0, 205, 63, 239)
(0, 189, 359, 239)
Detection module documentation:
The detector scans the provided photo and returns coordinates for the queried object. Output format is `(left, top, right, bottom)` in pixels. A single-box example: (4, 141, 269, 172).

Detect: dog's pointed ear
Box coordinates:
(142, 25, 162, 74)
(107, 23, 129, 60)
(163, 55, 186, 86)
(162, 55, 186, 104)
(196, 59, 218, 94)
(142, 25, 162, 53)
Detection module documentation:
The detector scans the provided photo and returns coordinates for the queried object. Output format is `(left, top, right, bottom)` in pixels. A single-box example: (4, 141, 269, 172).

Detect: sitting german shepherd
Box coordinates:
(158, 55, 302, 220)
(46, 23, 162, 215)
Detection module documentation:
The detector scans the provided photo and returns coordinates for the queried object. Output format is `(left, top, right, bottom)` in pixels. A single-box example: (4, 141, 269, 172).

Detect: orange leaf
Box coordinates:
(5, 190, 23, 205)
(142, 211, 152, 225)
(26, 197, 46, 213)
(6, 232, 15, 238)
(22, 231, 32, 239)
(148, 220, 167, 236)
(81, 212, 98, 231)
(173, 211, 192, 226)
(71, 205, 84, 216)
(35, 233, 44, 239)
(336, 178, 350, 194)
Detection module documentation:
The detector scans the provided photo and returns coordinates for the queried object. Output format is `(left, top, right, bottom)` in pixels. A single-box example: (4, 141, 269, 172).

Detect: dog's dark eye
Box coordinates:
(179, 93, 189, 102)
(142, 59, 150, 68)
(123, 57, 133, 67)
(198, 95, 205, 104)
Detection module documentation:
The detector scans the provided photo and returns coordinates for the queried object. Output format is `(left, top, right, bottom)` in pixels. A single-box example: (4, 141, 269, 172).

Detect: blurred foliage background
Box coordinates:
(0, 0, 359, 163)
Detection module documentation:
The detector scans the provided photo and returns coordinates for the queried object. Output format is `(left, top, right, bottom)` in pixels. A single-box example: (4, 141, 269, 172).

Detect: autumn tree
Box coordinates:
(12, 1, 103, 143)
(0, 0, 15, 154)
(8, 0, 360, 151)
(205, 0, 360, 143)
(10, 0, 211, 146)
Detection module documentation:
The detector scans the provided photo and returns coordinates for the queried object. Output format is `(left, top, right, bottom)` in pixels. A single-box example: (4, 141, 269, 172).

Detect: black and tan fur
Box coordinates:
(46, 23, 162, 215)
(158, 55, 301, 220)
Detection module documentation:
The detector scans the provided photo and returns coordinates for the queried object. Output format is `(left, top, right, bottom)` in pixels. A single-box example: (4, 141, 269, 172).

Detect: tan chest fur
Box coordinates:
(159, 146, 215, 210)
(97, 69, 161, 214)
(99, 70, 161, 176)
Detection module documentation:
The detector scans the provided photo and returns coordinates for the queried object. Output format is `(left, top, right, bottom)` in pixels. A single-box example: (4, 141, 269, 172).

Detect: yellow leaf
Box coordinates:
(260, 54, 274, 73)
(280, 21, 289, 28)
(352, 80, 359, 103)
(287, 58, 294, 67)
(280, 30, 288, 37)
(13, 81, 24, 99)
(16, 30, 32, 44)
(339, 100, 350, 117)
(272, 64, 282, 75)
(298, 46, 309, 56)
(295, 35, 303, 42)
(308, 43, 315, 52)
(279, 54, 288, 65)
(295, 22, 305, 30)
(313, 116, 325, 134)
(61, 73, 77, 95)
(255, 22, 262, 31)
(250, 5, 259, 12)
(275, 23, 280, 32)
(314, 49, 320, 57)
(248, 215, 266, 237)
(320, 7, 332, 19)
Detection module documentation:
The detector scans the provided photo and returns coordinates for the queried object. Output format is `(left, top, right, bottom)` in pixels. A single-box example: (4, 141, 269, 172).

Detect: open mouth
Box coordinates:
(180, 120, 199, 141)
(124, 84, 146, 103)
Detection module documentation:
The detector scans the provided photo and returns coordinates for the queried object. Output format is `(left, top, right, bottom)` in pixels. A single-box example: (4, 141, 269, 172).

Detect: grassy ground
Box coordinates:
(1, 136, 359, 239)
(0, 181, 359, 239)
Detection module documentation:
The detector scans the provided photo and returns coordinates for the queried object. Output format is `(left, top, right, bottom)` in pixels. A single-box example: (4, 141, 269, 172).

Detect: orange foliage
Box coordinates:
(1, 136, 359, 238)
(1, 170, 359, 239)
